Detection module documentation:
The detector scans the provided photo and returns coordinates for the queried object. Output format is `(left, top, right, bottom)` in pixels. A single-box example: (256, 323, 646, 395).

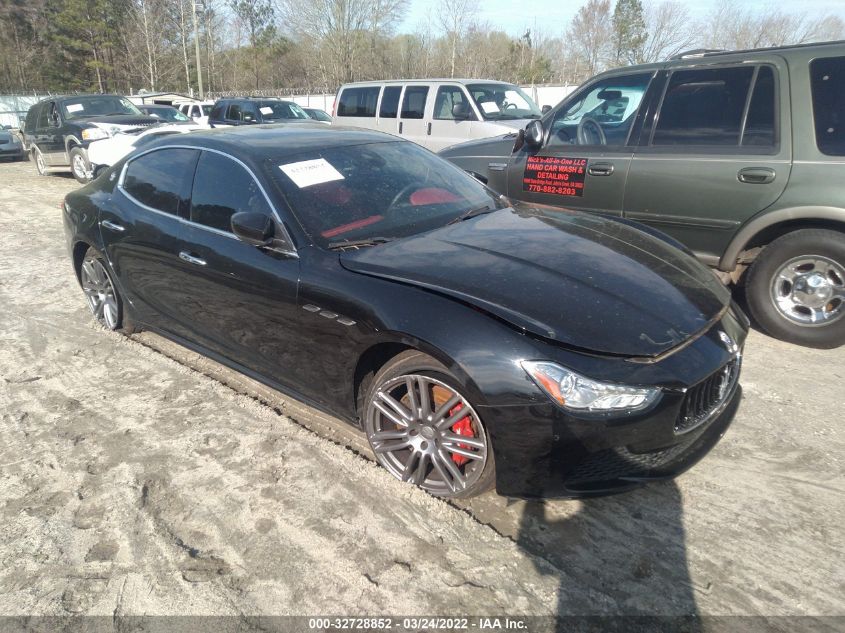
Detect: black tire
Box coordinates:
(79, 246, 134, 333)
(33, 148, 47, 175)
(363, 350, 495, 499)
(70, 146, 92, 184)
(745, 229, 845, 348)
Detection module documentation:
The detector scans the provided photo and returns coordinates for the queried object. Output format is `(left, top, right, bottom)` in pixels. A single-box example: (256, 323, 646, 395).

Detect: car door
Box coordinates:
(397, 84, 431, 147)
(505, 72, 657, 218)
(426, 84, 476, 151)
(37, 101, 64, 165)
(624, 61, 791, 262)
(102, 147, 200, 337)
(175, 149, 304, 390)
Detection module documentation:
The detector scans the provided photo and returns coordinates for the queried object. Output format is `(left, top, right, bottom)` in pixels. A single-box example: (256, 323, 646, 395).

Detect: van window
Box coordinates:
(742, 66, 776, 147)
(653, 66, 755, 146)
(810, 55, 845, 156)
(337, 87, 380, 117)
(401, 86, 429, 119)
(379, 86, 402, 118)
(434, 86, 475, 120)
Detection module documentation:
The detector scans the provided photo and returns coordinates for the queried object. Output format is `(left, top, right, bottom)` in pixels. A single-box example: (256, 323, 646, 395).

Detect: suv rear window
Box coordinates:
(810, 56, 845, 156)
(653, 66, 755, 146)
(337, 87, 380, 117)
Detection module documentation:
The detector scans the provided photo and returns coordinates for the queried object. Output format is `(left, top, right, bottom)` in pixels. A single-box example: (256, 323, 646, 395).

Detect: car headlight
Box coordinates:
(81, 128, 109, 141)
(521, 361, 660, 413)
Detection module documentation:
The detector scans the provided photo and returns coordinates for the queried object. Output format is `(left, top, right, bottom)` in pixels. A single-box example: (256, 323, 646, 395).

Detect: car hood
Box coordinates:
(79, 115, 159, 128)
(438, 133, 517, 159)
(339, 206, 731, 357)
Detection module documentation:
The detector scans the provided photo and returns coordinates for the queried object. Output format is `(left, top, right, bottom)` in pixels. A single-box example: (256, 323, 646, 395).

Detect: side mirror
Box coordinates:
(231, 212, 274, 246)
(451, 102, 471, 120)
(525, 120, 544, 147)
(541, 105, 551, 114)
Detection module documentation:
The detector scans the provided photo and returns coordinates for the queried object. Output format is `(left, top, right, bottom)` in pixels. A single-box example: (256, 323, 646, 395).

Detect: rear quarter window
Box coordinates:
(337, 87, 380, 117)
(810, 56, 845, 156)
(122, 148, 199, 216)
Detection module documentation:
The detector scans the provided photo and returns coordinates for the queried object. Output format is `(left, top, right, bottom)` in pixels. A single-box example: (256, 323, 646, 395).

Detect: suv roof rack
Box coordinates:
(669, 49, 727, 60)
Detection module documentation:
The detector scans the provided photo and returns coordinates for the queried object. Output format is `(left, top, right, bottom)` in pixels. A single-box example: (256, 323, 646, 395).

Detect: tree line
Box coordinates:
(1, 0, 842, 96)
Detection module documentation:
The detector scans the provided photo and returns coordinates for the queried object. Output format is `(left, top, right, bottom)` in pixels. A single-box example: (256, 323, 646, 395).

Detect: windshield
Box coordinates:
(61, 96, 142, 120)
(270, 141, 502, 248)
(258, 101, 309, 121)
(466, 83, 541, 121)
(146, 107, 190, 122)
(306, 108, 332, 122)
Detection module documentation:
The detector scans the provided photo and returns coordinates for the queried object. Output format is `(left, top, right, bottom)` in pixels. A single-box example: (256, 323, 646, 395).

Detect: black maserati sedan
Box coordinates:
(62, 124, 747, 499)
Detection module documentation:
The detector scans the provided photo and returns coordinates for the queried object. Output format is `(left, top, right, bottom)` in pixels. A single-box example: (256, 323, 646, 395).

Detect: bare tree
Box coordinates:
(436, 0, 479, 78)
(638, 1, 696, 63)
(567, 0, 613, 77)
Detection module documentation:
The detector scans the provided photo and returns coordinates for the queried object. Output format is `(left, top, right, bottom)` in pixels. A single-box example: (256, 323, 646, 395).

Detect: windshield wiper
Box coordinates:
(447, 204, 497, 225)
(327, 236, 395, 250)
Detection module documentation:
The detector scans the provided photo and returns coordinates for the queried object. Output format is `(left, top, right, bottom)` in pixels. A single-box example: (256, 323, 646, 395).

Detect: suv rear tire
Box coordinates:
(745, 229, 845, 348)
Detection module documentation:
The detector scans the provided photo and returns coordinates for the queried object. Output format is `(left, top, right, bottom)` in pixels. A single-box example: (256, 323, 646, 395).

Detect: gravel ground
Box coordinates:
(0, 159, 842, 621)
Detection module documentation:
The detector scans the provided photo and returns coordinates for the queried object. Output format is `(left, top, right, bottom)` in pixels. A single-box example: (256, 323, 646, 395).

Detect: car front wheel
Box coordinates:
(70, 147, 93, 184)
(745, 229, 845, 348)
(363, 351, 495, 498)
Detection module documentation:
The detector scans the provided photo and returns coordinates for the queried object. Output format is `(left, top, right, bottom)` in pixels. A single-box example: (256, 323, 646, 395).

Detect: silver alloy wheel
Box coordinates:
(366, 374, 488, 496)
(35, 150, 45, 174)
(72, 152, 89, 181)
(80, 256, 119, 329)
(771, 255, 845, 326)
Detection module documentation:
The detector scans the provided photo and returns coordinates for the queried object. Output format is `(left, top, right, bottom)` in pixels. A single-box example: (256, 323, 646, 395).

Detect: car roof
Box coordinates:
(339, 79, 515, 88)
(156, 123, 401, 160)
(140, 104, 176, 109)
(36, 94, 126, 104)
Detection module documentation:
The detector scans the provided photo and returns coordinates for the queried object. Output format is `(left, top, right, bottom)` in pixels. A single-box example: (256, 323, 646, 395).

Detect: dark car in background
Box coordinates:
(440, 41, 845, 349)
(0, 125, 24, 161)
(23, 94, 158, 183)
(62, 124, 746, 499)
(303, 107, 332, 123)
(208, 97, 311, 127)
(138, 104, 192, 123)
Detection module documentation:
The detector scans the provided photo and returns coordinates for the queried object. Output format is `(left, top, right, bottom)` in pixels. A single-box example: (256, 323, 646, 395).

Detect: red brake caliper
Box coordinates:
(449, 404, 475, 466)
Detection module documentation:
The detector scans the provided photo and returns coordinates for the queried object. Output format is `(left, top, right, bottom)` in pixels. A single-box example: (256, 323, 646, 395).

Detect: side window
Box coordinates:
(742, 66, 776, 147)
(337, 87, 380, 117)
(242, 103, 258, 123)
(810, 55, 845, 156)
(548, 73, 652, 147)
(433, 86, 475, 120)
(35, 104, 48, 129)
(190, 152, 272, 233)
(122, 148, 199, 215)
(226, 104, 242, 121)
(653, 66, 755, 146)
(379, 86, 402, 118)
(400, 86, 429, 119)
(210, 104, 224, 120)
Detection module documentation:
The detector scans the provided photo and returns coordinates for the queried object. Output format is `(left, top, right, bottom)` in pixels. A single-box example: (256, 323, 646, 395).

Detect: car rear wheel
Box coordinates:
(70, 147, 92, 184)
(745, 229, 845, 348)
(363, 351, 495, 498)
(79, 247, 123, 331)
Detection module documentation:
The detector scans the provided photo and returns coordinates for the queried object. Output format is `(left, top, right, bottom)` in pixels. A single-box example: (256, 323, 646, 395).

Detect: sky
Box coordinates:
(400, 0, 845, 37)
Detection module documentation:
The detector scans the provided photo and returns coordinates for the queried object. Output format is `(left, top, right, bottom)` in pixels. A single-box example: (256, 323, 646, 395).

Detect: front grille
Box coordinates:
(675, 357, 740, 434)
(567, 441, 696, 483)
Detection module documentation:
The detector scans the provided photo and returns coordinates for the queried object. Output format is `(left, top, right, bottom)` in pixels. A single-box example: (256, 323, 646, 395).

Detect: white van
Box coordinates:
(332, 79, 543, 151)
(175, 100, 214, 125)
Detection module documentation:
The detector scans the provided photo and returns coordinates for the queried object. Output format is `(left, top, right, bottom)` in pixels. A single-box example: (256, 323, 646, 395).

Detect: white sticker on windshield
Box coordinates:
(260, 107, 274, 115)
(66, 104, 84, 113)
(279, 158, 344, 188)
(479, 101, 500, 114)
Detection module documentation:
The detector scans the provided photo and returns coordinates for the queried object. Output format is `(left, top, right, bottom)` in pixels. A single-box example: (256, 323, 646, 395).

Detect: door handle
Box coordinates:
(738, 167, 776, 184)
(179, 251, 207, 266)
(399, 121, 403, 134)
(100, 219, 125, 232)
(427, 122, 432, 135)
(588, 162, 614, 176)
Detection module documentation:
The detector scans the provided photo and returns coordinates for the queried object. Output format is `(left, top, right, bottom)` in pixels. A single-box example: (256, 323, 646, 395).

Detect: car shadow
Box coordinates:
(515, 481, 701, 630)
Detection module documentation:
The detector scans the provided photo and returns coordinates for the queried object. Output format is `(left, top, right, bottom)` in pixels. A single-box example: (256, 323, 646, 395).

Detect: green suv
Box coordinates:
(440, 41, 845, 348)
